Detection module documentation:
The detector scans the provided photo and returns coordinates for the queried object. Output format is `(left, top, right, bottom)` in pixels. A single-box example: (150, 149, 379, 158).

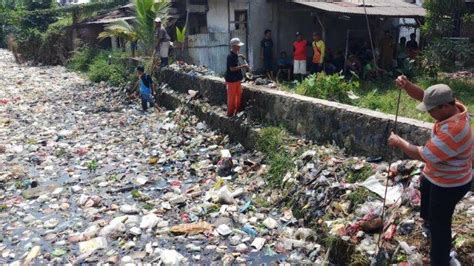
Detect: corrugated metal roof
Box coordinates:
(292, 0, 426, 17)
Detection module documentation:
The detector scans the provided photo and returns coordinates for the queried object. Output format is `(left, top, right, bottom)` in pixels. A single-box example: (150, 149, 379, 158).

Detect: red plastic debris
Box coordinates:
(383, 224, 397, 240)
(180, 212, 190, 223)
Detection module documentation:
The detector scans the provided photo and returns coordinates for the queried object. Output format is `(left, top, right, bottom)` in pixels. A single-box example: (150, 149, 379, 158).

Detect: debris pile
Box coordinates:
(0, 49, 472, 265)
(168, 62, 217, 77)
(167, 62, 279, 89)
(440, 70, 473, 80)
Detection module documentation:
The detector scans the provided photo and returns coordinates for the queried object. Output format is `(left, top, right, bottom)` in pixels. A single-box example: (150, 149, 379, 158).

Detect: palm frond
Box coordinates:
(99, 0, 170, 55)
(152, 0, 171, 26)
(98, 20, 138, 42)
(176, 26, 186, 43)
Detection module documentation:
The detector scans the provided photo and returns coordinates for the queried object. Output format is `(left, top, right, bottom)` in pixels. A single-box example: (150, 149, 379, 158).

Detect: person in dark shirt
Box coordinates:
(406, 33, 419, 59)
(225, 37, 249, 117)
(260, 29, 274, 80)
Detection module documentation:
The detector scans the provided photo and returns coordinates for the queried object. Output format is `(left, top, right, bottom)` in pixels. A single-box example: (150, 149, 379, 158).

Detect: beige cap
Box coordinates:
(154, 17, 161, 23)
(416, 84, 454, 112)
(230, 37, 244, 47)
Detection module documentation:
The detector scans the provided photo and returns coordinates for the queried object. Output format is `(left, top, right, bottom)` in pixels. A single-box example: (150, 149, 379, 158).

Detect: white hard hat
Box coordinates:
(154, 17, 162, 23)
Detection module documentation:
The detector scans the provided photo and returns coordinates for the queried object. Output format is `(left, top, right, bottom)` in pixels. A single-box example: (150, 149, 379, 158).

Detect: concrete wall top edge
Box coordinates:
(166, 70, 433, 131)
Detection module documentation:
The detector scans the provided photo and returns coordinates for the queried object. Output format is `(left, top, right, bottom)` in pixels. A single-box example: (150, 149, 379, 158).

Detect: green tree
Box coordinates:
(21, 0, 57, 31)
(0, 0, 27, 9)
(420, 0, 473, 73)
(99, 0, 170, 56)
(423, 0, 466, 38)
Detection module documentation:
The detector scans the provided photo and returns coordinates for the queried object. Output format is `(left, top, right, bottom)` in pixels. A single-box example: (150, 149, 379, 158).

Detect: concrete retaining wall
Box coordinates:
(158, 90, 260, 150)
(160, 69, 433, 159)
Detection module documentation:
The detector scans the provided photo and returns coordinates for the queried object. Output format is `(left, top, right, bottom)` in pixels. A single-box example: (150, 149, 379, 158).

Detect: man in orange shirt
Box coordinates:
(311, 32, 325, 74)
(388, 75, 472, 266)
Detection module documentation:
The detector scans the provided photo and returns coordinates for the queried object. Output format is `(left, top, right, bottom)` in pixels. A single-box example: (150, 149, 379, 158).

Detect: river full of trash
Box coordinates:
(0, 49, 472, 265)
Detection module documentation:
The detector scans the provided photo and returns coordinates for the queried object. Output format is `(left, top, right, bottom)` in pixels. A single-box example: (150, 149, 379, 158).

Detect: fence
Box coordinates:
(186, 32, 230, 75)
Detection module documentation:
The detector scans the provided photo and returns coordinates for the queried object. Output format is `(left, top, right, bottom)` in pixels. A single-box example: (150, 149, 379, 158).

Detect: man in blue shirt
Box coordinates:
(136, 66, 156, 112)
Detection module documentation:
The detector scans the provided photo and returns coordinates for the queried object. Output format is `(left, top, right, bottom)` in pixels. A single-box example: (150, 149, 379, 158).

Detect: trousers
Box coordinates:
(226, 81, 242, 117)
(419, 177, 471, 266)
(141, 93, 155, 111)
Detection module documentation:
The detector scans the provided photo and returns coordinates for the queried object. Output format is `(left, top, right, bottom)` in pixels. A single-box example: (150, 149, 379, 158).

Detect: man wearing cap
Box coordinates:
(388, 75, 472, 266)
(155, 17, 171, 67)
(293, 32, 308, 81)
(224, 38, 249, 117)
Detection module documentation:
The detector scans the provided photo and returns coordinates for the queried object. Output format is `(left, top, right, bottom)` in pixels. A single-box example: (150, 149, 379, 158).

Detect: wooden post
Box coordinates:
(315, 12, 326, 42)
(344, 29, 350, 72)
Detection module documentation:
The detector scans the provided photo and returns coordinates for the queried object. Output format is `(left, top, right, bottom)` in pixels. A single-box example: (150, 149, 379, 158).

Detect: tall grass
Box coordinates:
(356, 78, 473, 126)
(256, 127, 295, 188)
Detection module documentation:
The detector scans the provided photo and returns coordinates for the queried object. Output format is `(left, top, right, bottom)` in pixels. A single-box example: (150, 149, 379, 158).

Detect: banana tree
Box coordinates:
(174, 26, 186, 62)
(99, 0, 170, 56)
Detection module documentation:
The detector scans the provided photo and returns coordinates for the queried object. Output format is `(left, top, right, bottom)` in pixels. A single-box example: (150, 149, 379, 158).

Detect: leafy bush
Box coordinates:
(16, 28, 43, 60)
(87, 52, 128, 86)
(38, 17, 73, 65)
(14, 16, 72, 65)
(422, 0, 465, 38)
(395, 58, 417, 79)
(419, 38, 474, 77)
(47, 17, 73, 32)
(295, 73, 358, 104)
(68, 46, 97, 72)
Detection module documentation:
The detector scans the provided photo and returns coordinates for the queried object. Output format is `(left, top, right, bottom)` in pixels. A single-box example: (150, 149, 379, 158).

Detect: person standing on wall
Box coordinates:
(225, 38, 249, 117)
(155, 17, 171, 67)
(260, 29, 274, 80)
(292, 32, 308, 81)
(311, 32, 325, 74)
(388, 75, 473, 266)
